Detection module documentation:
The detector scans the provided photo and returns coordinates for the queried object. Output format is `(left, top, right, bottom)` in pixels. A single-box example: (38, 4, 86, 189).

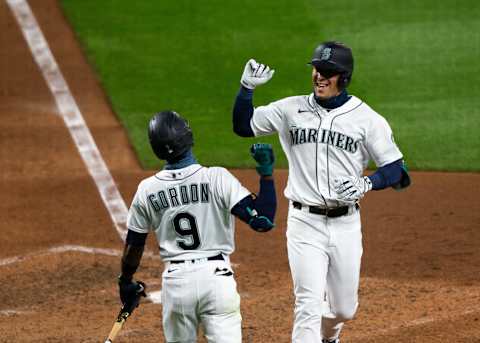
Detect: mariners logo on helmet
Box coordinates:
(320, 47, 332, 61)
(148, 111, 194, 162)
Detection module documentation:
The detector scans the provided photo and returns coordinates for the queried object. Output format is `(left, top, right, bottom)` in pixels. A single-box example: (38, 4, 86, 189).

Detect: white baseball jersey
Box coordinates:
(127, 164, 250, 261)
(251, 94, 403, 206)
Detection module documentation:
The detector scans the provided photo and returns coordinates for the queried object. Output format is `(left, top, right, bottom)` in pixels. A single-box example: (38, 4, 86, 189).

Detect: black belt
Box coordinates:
(170, 253, 224, 264)
(292, 201, 357, 218)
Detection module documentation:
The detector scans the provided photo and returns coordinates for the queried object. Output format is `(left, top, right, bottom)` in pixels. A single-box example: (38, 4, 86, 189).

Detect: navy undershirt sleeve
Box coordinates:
(367, 159, 403, 190)
(231, 178, 276, 230)
(126, 230, 148, 247)
(121, 230, 147, 280)
(232, 86, 255, 137)
(254, 178, 276, 221)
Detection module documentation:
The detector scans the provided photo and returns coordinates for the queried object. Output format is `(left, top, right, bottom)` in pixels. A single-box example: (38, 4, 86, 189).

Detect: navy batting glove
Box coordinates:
(249, 215, 275, 232)
(118, 275, 147, 307)
(250, 143, 274, 176)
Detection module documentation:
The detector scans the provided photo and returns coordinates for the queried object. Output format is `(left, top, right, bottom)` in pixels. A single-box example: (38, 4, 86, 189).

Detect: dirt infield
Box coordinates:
(1, 1, 479, 342)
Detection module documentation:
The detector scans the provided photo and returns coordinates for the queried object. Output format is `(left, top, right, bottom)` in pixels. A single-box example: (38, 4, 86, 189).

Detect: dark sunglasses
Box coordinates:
(313, 64, 341, 78)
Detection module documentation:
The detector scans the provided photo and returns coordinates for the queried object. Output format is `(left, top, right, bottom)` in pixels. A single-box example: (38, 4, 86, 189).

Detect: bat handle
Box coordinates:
(105, 301, 137, 342)
(105, 316, 126, 343)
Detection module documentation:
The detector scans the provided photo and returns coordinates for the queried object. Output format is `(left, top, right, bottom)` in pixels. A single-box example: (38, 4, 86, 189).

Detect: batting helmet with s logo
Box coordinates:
(309, 41, 354, 89)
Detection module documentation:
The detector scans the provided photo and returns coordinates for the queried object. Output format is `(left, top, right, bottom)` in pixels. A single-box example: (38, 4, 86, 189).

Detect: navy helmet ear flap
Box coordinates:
(337, 72, 352, 89)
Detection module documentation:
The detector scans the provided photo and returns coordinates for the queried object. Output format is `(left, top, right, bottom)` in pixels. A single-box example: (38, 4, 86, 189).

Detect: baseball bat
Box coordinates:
(105, 308, 131, 343)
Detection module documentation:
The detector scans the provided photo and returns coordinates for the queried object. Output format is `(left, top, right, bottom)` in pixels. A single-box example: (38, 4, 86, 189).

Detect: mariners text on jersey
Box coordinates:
(289, 126, 360, 153)
(147, 182, 210, 211)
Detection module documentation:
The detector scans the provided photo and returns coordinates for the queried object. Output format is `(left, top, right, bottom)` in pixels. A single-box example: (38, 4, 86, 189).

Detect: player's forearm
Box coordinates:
(232, 86, 255, 137)
(367, 159, 403, 190)
(120, 230, 147, 281)
(254, 177, 276, 222)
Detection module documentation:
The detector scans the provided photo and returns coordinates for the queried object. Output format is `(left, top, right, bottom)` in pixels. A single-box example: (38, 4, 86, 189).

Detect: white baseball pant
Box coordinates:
(161, 257, 241, 343)
(286, 203, 363, 342)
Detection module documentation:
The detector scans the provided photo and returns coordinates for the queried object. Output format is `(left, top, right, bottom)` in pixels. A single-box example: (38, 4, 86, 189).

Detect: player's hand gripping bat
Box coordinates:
(105, 281, 146, 343)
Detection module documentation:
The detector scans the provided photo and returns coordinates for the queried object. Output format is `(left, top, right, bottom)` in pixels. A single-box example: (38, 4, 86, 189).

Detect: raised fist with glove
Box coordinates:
(333, 176, 372, 202)
(250, 143, 275, 176)
(241, 59, 275, 89)
(243, 143, 276, 232)
(118, 275, 147, 311)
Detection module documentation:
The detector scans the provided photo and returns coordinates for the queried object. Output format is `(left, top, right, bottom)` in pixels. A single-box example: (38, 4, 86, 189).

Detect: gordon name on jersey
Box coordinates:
(147, 182, 210, 210)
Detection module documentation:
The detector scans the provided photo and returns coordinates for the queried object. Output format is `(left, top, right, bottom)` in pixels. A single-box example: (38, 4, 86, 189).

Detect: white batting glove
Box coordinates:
(333, 176, 373, 202)
(240, 59, 275, 89)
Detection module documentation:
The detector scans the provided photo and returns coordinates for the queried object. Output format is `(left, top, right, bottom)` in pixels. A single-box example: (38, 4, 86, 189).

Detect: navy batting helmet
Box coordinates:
(148, 111, 193, 161)
(310, 41, 354, 89)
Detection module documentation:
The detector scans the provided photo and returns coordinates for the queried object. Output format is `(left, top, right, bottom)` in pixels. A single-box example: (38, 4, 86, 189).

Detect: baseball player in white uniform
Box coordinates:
(232, 41, 410, 342)
(117, 110, 277, 343)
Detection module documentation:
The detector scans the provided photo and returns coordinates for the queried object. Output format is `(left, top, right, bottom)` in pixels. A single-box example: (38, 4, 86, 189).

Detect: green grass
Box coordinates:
(60, 0, 480, 171)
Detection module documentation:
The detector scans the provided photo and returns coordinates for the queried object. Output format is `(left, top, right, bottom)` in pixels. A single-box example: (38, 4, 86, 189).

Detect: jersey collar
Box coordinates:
(164, 149, 197, 170)
(314, 89, 350, 109)
(308, 93, 362, 115)
(155, 164, 203, 181)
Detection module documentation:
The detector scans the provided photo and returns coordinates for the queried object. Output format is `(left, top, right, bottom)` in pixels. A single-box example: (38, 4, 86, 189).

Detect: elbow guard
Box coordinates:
(231, 195, 275, 232)
(392, 161, 411, 191)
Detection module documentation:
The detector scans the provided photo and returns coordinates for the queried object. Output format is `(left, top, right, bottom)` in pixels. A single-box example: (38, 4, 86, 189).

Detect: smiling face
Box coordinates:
(312, 67, 342, 100)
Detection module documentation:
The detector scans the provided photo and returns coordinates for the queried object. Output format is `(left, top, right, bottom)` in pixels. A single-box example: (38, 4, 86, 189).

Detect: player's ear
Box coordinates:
(336, 74, 344, 90)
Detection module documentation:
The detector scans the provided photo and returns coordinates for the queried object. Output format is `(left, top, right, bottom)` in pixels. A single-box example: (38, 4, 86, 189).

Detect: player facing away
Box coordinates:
(232, 42, 410, 343)
(117, 110, 277, 343)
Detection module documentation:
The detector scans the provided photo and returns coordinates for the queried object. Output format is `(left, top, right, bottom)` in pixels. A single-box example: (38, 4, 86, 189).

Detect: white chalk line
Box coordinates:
(0, 309, 34, 317)
(6, 0, 128, 241)
(0, 244, 160, 267)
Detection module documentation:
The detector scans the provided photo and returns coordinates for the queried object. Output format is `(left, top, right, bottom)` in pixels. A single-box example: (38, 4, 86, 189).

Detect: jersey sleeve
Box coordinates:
(250, 100, 284, 136)
(366, 115, 403, 167)
(126, 184, 151, 234)
(210, 167, 251, 211)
